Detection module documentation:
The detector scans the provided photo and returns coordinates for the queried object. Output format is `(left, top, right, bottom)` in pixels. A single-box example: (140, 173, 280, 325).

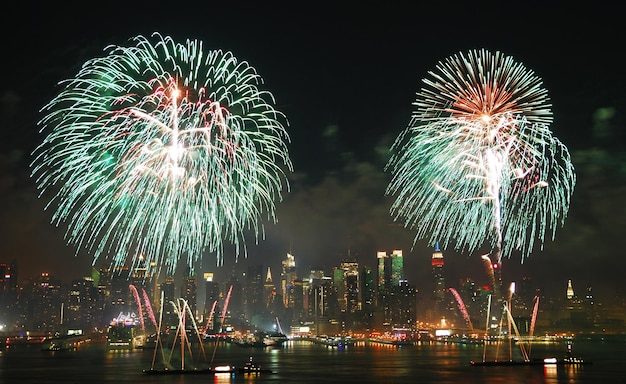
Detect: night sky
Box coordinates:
(1, 2, 624, 300)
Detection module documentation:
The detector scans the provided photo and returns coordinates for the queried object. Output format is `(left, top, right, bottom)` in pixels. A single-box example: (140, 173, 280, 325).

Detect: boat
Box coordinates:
(238, 357, 274, 374)
(106, 319, 135, 350)
(143, 367, 220, 375)
(41, 334, 91, 351)
(234, 330, 288, 348)
(471, 357, 591, 366)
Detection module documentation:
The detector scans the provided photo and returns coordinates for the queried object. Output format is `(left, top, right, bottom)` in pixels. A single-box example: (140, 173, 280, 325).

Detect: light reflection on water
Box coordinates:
(1, 337, 625, 384)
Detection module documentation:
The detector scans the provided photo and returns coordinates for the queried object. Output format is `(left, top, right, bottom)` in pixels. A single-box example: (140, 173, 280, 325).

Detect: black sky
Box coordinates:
(1, 1, 624, 300)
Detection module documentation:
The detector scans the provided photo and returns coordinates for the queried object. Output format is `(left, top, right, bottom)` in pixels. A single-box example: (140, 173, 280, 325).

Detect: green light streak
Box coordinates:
(31, 33, 292, 276)
(386, 49, 575, 263)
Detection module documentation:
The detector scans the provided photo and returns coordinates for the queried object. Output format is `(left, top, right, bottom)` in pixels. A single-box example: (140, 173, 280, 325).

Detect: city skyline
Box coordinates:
(1, 3, 624, 304)
(0, 243, 610, 306)
(1, 247, 620, 339)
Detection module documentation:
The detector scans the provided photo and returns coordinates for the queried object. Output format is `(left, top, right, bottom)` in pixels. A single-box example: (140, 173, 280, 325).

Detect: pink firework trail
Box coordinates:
(202, 300, 218, 335)
(220, 285, 233, 323)
(142, 288, 158, 328)
(128, 284, 145, 332)
(449, 288, 474, 331)
(530, 296, 540, 337)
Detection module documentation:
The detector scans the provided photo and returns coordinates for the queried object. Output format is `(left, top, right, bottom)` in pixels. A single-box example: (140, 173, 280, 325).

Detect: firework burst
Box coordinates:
(385, 49, 575, 263)
(31, 33, 292, 276)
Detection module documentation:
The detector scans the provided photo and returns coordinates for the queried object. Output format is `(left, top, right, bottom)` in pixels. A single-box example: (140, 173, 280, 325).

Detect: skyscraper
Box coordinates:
(160, 276, 177, 327)
(203, 272, 220, 331)
(264, 266, 278, 311)
(566, 279, 575, 300)
(432, 242, 446, 318)
(281, 253, 297, 309)
(181, 274, 198, 318)
(339, 259, 360, 314)
(245, 264, 265, 323)
(377, 249, 404, 292)
(376, 249, 404, 327)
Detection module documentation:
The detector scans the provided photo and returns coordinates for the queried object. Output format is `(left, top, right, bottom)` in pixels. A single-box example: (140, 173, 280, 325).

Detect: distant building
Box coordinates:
(203, 273, 221, 332)
(181, 273, 197, 318)
(431, 243, 446, 319)
(245, 264, 265, 325)
(377, 249, 404, 327)
(281, 253, 297, 309)
(159, 276, 177, 327)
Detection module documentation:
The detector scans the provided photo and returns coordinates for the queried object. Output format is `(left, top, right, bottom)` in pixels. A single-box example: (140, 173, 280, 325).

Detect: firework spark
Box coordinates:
(385, 49, 575, 263)
(31, 33, 292, 276)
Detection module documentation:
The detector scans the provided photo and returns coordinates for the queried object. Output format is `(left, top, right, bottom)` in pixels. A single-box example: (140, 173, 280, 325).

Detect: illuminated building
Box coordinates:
(0, 262, 18, 326)
(566, 279, 575, 300)
(388, 280, 417, 328)
(281, 253, 297, 308)
(159, 276, 177, 326)
(264, 266, 278, 311)
(360, 265, 375, 310)
(340, 259, 360, 313)
(245, 264, 265, 322)
(181, 272, 198, 318)
(203, 272, 221, 332)
(431, 242, 446, 317)
(108, 266, 131, 322)
(66, 276, 98, 332)
(377, 249, 404, 327)
(377, 250, 404, 292)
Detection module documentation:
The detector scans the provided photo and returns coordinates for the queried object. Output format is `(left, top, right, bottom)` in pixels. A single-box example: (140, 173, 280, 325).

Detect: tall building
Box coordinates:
(281, 253, 297, 309)
(377, 249, 404, 327)
(29, 273, 64, 333)
(160, 276, 177, 327)
(203, 272, 220, 331)
(377, 249, 404, 292)
(358, 265, 375, 330)
(225, 272, 244, 327)
(108, 266, 131, 323)
(339, 259, 360, 314)
(0, 262, 18, 327)
(181, 274, 198, 318)
(566, 279, 575, 300)
(431, 242, 446, 318)
(245, 264, 265, 324)
(264, 266, 278, 311)
(388, 280, 417, 328)
(66, 276, 97, 332)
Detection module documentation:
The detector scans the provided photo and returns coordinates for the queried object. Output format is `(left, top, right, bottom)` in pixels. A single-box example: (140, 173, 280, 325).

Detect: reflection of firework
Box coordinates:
(32, 33, 292, 276)
(386, 49, 575, 263)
